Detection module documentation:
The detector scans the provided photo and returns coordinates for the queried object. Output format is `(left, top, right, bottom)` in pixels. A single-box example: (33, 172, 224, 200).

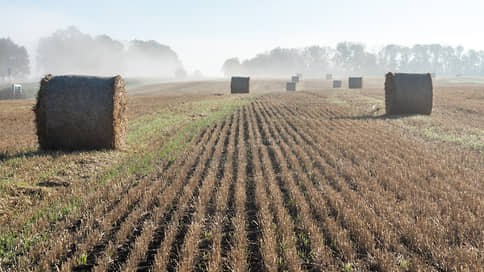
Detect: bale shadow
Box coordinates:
(331, 113, 422, 121)
(0, 150, 46, 161)
(0, 148, 100, 162)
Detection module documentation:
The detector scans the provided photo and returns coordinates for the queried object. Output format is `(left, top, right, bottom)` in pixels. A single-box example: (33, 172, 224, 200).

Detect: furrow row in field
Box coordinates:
(298, 91, 483, 192)
(265, 99, 444, 269)
(246, 104, 280, 271)
(173, 113, 232, 272)
(105, 118, 228, 272)
(198, 112, 237, 272)
(63, 122, 223, 272)
(226, 106, 250, 272)
(276, 95, 483, 258)
(218, 108, 239, 271)
(141, 117, 228, 271)
(256, 99, 414, 270)
(257, 93, 482, 270)
(251, 101, 347, 271)
(27, 125, 210, 271)
(19, 91, 481, 272)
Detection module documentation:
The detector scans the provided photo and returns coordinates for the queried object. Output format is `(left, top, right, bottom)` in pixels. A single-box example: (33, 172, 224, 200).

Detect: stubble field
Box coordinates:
(0, 79, 482, 271)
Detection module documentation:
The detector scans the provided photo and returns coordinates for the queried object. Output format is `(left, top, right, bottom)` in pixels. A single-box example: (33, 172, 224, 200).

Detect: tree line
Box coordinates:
(1, 26, 184, 82)
(222, 42, 484, 77)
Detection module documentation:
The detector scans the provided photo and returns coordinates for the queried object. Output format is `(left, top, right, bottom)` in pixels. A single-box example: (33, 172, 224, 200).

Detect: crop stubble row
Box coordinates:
(18, 92, 482, 271)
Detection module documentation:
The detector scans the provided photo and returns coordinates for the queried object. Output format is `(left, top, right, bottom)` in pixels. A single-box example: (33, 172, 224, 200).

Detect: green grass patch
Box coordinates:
(327, 96, 346, 105)
(422, 127, 484, 150)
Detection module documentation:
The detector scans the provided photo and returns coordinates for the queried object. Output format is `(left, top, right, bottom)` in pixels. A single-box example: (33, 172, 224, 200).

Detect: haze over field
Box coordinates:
(1, 0, 484, 77)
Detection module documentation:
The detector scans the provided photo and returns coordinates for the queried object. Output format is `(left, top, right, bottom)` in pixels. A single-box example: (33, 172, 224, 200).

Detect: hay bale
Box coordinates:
(34, 75, 127, 150)
(385, 72, 433, 115)
(348, 77, 363, 89)
(230, 77, 250, 94)
(326, 74, 333, 80)
(286, 82, 296, 91)
(333, 80, 342, 88)
(291, 76, 299, 83)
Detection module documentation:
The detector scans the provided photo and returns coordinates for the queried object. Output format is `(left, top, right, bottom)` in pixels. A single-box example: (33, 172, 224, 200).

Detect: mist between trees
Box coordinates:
(3, 27, 484, 81)
(222, 43, 484, 77)
(1, 26, 185, 82)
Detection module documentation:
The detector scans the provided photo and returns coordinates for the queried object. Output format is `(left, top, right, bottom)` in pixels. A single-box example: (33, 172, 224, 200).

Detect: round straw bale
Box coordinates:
(348, 77, 363, 89)
(333, 80, 342, 88)
(385, 72, 433, 115)
(34, 75, 127, 150)
(286, 82, 296, 91)
(231, 76, 250, 93)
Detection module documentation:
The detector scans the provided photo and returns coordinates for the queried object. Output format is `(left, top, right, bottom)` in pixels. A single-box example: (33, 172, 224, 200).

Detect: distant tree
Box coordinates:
(37, 26, 184, 77)
(302, 46, 332, 76)
(125, 40, 182, 77)
(192, 69, 203, 79)
(174, 68, 187, 79)
(378, 44, 400, 72)
(93, 34, 125, 75)
(223, 43, 484, 77)
(334, 42, 375, 75)
(0, 38, 29, 80)
(37, 26, 97, 74)
(221, 58, 242, 77)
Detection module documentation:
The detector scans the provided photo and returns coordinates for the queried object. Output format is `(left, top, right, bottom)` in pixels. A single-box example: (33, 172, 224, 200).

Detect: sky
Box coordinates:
(1, 0, 484, 76)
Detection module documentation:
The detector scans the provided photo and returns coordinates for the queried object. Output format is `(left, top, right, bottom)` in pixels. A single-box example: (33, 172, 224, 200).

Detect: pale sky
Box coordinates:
(1, 0, 484, 76)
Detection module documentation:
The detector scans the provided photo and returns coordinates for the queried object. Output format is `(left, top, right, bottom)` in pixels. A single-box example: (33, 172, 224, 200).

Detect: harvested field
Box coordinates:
(0, 80, 482, 271)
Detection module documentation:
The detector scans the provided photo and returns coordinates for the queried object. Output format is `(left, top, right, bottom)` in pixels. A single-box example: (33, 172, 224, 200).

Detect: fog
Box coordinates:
(3, 26, 484, 84)
(33, 26, 184, 79)
(222, 43, 484, 78)
(3, 1, 484, 79)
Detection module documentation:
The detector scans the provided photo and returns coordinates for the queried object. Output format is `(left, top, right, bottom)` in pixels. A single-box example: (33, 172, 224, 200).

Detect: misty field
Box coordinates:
(0, 80, 482, 271)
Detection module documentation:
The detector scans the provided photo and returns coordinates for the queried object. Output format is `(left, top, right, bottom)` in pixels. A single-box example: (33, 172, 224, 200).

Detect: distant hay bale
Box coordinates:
(291, 76, 299, 83)
(34, 75, 127, 150)
(385, 72, 433, 115)
(348, 77, 363, 89)
(286, 82, 296, 91)
(326, 74, 332, 80)
(230, 77, 250, 94)
(333, 80, 342, 88)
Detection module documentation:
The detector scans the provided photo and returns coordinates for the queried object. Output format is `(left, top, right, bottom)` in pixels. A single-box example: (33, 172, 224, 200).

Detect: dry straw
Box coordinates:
(230, 77, 250, 93)
(34, 75, 127, 150)
(385, 72, 433, 115)
(348, 77, 363, 89)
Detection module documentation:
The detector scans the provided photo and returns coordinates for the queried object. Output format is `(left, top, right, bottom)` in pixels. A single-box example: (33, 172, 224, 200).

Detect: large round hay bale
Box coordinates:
(231, 77, 250, 93)
(286, 82, 296, 91)
(348, 77, 363, 89)
(34, 75, 127, 150)
(385, 72, 433, 115)
(333, 80, 342, 88)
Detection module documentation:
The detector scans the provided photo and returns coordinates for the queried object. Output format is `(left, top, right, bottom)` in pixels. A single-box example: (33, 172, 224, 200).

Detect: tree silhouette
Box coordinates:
(0, 38, 29, 81)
